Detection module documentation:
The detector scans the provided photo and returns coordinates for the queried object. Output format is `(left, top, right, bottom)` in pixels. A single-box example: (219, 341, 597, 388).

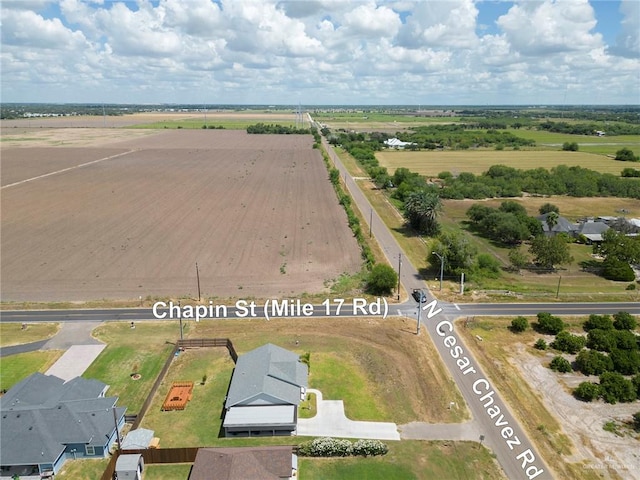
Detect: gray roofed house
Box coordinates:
(537, 213, 577, 236)
(223, 344, 308, 437)
(0, 373, 126, 477)
(576, 220, 610, 243)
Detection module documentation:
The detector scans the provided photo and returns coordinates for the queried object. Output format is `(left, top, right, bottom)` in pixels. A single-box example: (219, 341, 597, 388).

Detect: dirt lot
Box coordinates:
(1, 129, 361, 301)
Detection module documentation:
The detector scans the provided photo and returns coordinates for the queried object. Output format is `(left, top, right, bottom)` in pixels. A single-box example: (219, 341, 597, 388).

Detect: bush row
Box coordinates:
(297, 437, 388, 457)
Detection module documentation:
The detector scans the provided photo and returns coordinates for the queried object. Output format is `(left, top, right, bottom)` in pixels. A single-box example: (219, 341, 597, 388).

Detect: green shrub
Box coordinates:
(534, 338, 547, 350)
(602, 257, 635, 282)
(549, 356, 572, 373)
(352, 439, 388, 456)
(551, 331, 586, 354)
(511, 316, 529, 333)
(366, 264, 398, 295)
(573, 382, 600, 402)
(535, 312, 564, 334)
(599, 372, 637, 404)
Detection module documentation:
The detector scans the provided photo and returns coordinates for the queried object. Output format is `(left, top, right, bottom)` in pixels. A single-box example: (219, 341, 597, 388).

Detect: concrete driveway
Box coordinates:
(297, 389, 401, 440)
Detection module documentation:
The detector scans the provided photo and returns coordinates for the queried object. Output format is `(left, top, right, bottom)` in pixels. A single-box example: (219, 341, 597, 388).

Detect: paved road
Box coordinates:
(1, 300, 638, 324)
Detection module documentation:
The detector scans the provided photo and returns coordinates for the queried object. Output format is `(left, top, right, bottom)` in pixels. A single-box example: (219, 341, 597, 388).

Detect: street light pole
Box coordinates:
(178, 300, 183, 342)
(433, 252, 444, 291)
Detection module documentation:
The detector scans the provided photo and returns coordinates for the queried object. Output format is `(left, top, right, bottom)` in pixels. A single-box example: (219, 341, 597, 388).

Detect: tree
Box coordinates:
(551, 331, 586, 354)
(511, 316, 529, 333)
(508, 247, 528, 272)
(613, 311, 637, 331)
(539, 203, 559, 215)
(587, 329, 618, 352)
(583, 314, 613, 332)
(529, 235, 573, 270)
(403, 190, 442, 236)
(602, 257, 636, 282)
(562, 142, 579, 151)
(429, 232, 477, 276)
(573, 382, 600, 402)
(549, 356, 572, 373)
(615, 147, 639, 162)
(575, 349, 613, 375)
(599, 372, 637, 404)
(474, 253, 502, 279)
(610, 349, 640, 375)
(366, 264, 398, 295)
(535, 312, 564, 334)
(598, 229, 640, 264)
(544, 211, 559, 232)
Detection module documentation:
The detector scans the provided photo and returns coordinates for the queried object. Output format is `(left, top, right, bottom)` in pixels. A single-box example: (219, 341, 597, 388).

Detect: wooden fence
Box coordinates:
(178, 337, 238, 362)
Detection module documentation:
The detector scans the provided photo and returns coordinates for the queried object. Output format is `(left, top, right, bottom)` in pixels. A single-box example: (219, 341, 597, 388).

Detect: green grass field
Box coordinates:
(376, 149, 631, 177)
(82, 322, 181, 412)
(300, 441, 504, 480)
(0, 350, 63, 391)
(0, 322, 59, 346)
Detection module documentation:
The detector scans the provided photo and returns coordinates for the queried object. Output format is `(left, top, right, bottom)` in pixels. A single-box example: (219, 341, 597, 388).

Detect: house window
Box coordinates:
(85, 445, 95, 456)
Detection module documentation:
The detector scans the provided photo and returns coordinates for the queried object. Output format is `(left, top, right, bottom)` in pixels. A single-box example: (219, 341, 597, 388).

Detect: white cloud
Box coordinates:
(496, 0, 602, 55)
(1, 8, 87, 50)
(612, 0, 640, 59)
(0, 0, 637, 104)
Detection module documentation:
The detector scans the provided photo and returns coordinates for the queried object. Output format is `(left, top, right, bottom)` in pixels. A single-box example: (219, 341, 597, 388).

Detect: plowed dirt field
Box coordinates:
(1, 129, 361, 301)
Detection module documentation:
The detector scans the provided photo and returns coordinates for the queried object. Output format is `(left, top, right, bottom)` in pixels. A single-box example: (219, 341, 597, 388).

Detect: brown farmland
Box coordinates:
(1, 130, 362, 301)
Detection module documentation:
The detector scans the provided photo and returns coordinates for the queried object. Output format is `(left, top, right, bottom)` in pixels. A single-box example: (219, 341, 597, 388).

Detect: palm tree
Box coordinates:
(545, 211, 559, 233)
(404, 190, 442, 236)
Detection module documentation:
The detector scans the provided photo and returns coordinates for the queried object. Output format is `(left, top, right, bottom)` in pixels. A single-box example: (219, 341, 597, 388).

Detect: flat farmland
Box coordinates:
(1, 130, 361, 301)
(376, 149, 628, 177)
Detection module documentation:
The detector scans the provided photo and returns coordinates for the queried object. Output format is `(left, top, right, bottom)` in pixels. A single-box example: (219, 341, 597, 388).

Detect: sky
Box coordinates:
(1, 0, 639, 105)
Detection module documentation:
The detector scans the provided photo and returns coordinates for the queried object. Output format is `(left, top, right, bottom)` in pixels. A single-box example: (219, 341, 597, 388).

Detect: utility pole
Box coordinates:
(433, 252, 444, 291)
(196, 262, 201, 301)
(369, 207, 373, 238)
(556, 275, 562, 298)
(397, 253, 402, 301)
(112, 406, 121, 453)
(416, 293, 422, 335)
(179, 300, 184, 341)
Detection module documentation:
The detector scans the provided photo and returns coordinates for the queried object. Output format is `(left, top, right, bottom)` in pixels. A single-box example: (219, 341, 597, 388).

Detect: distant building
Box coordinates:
(537, 213, 577, 236)
(0, 373, 126, 478)
(383, 138, 416, 149)
(576, 220, 610, 244)
(223, 344, 308, 437)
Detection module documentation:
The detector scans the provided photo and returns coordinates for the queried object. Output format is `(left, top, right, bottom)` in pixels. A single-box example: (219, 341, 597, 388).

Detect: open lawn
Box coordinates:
(83, 321, 181, 412)
(0, 322, 59, 346)
(459, 316, 639, 480)
(376, 149, 630, 177)
(53, 458, 109, 480)
(0, 350, 63, 391)
(143, 463, 193, 480)
(300, 440, 505, 480)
